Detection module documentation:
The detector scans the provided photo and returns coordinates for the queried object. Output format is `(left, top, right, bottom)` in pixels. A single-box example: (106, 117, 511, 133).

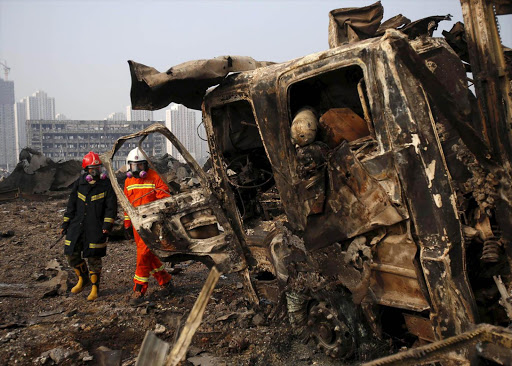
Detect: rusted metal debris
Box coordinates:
(362, 324, 512, 366)
(129, 56, 274, 111)
(105, 1, 512, 364)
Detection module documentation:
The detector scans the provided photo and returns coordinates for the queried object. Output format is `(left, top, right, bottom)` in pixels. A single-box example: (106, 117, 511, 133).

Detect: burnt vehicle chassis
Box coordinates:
(197, 32, 510, 362)
(104, 10, 512, 366)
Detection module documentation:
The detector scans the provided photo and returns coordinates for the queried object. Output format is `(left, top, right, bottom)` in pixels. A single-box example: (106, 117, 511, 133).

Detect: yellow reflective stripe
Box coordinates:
(89, 243, 107, 249)
(149, 265, 165, 275)
(63, 217, 70, 222)
(65, 240, 71, 246)
(104, 217, 114, 223)
(77, 192, 86, 201)
(91, 192, 106, 201)
(126, 184, 155, 191)
(124, 215, 130, 220)
(134, 275, 149, 282)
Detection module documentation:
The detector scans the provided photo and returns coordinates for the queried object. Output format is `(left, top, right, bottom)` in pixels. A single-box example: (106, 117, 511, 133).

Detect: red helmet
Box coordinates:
(82, 151, 101, 169)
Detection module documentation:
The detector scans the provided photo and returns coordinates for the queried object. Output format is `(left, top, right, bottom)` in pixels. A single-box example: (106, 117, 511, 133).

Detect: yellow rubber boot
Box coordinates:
(71, 261, 89, 294)
(87, 272, 100, 301)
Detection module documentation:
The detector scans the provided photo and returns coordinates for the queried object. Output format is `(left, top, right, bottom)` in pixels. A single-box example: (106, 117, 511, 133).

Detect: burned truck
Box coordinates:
(102, 1, 512, 364)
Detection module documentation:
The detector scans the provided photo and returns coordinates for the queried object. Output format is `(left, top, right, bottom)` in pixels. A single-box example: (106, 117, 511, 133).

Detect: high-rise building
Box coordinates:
(26, 91, 55, 121)
(126, 106, 153, 121)
(14, 98, 27, 161)
(107, 112, 126, 121)
(0, 78, 16, 170)
(165, 104, 208, 164)
(26, 119, 165, 170)
(15, 90, 56, 160)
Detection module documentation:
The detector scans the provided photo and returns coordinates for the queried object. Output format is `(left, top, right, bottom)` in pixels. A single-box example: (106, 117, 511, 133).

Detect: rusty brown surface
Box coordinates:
(370, 233, 430, 312)
(403, 314, 436, 343)
(319, 108, 370, 148)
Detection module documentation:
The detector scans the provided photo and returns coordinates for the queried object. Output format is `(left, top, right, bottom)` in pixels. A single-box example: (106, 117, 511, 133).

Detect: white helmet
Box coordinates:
(126, 147, 147, 165)
(291, 107, 318, 147)
(126, 147, 149, 178)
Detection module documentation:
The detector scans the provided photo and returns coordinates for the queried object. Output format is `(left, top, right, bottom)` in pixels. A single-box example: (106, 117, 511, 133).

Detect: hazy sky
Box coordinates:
(1, 0, 511, 121)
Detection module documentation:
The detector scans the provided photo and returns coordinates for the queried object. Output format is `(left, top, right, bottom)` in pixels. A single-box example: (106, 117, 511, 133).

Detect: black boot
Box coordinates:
(130, 284, 146, 306)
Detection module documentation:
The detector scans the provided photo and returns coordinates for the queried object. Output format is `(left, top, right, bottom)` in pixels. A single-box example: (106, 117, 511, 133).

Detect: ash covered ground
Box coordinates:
(0, 191, 343, 366)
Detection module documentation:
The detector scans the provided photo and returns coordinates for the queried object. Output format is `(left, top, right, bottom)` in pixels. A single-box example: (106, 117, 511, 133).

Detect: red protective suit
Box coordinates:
(124, 168, 171, 294)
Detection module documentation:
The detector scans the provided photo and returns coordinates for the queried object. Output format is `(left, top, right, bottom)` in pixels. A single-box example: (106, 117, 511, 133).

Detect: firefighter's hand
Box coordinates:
(60, 228, 67, 235)
(124, 226, 133, 240)
(102, 229, 109, 234)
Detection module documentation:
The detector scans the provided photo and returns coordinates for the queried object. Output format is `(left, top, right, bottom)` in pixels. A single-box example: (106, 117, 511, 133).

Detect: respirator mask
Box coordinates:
(85, 165, 107, 182)
(126, 161, 148, 179)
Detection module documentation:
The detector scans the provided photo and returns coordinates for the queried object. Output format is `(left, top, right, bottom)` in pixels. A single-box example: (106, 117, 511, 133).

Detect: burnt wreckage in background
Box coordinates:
(102, 1, 512, 364)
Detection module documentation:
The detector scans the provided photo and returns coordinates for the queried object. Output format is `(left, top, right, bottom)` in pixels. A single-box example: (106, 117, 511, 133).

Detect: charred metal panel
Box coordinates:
(129, 57, 274, 111)
(403, 314, 436, 343)
(328, 1, 383, 47)
(304, 143, 405, 250)
(396, 144, 477, 339)
(460, 0, 512, 167)
(370, 234, 430, 312)
(370, 33, 478, 339)
(360, 151, 403, 205)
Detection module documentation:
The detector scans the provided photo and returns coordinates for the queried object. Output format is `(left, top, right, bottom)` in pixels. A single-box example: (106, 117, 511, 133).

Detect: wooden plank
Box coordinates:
(165, 266, 221, 366)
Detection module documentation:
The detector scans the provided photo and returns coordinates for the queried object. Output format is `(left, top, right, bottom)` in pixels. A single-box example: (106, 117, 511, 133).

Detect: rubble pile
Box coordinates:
(0, 148, 81, 196)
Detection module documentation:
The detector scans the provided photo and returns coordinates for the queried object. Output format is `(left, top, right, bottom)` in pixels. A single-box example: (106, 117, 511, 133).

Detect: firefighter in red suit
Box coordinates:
(123, 148, 172, 305)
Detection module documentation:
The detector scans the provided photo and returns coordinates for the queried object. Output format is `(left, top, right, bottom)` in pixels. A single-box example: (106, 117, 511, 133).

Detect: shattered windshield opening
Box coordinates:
(211, 100, 278, 226)
(288, 64, 373, 144)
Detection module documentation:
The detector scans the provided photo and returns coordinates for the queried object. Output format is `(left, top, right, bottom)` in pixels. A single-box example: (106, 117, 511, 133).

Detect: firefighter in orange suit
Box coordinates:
(123, 147, 173, 305)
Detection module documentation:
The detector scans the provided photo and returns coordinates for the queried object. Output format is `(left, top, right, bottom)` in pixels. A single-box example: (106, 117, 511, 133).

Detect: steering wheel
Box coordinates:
(226, 154, 273, 189)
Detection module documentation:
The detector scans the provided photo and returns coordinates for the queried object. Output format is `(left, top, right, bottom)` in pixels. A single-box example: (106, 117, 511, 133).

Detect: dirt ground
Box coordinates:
(0, 191, 344, 366)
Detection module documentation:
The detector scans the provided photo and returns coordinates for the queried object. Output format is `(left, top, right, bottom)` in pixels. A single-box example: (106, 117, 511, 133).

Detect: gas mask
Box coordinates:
(85, 165, 107, 182)
(126, 161, 148, 179)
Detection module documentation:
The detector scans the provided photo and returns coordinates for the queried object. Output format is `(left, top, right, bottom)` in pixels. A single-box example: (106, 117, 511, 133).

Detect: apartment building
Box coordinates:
(27, 119, 165, 170)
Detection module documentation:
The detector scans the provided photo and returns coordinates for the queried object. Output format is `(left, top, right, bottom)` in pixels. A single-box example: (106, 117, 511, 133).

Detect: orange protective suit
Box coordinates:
(124, 168, 171, 294)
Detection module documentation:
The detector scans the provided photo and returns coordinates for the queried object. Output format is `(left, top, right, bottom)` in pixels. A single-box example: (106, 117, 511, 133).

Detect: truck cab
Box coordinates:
(104, 19, 512, 364)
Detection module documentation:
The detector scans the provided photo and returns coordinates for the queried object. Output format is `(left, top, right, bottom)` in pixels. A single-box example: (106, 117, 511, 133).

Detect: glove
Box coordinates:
(124, 226, 134, 240)
(60, 228, 67, 235)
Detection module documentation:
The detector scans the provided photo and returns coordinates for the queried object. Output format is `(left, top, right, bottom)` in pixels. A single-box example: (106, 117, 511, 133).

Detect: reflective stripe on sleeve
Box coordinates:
(65, 240, 71, 246)
(89, 243, 107, 249)
(126, 184, 156, 191)
(77, 192, 86, 201)
(134, 275, 149, 283)
(104, 217, 115, 223)
(149, 265, 165, 275)
(63, 217, 70, 222)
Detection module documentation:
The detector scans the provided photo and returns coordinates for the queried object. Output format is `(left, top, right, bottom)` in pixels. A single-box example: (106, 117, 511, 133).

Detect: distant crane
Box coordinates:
(0, 60, 11, 80)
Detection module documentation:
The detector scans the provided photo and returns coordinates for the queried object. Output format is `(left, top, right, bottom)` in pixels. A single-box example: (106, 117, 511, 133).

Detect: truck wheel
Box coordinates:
(287, 288, 358, 359)
(307, 298, 355, 358)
